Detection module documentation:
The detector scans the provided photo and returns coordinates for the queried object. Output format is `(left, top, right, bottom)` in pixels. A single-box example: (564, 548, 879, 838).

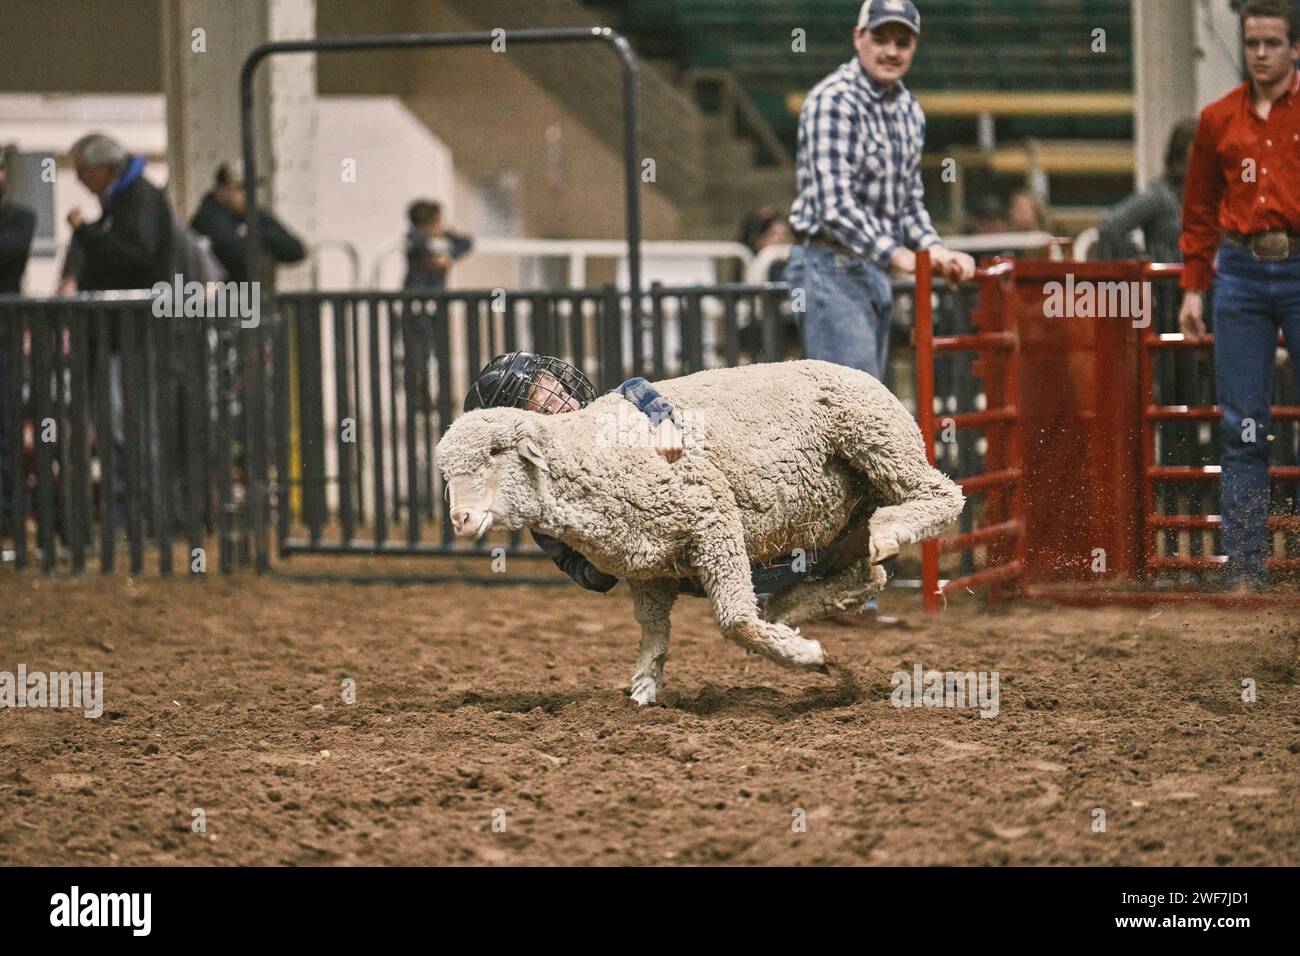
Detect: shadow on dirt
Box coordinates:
(665, 666, 863, 717)
(433, 689, 596, 714)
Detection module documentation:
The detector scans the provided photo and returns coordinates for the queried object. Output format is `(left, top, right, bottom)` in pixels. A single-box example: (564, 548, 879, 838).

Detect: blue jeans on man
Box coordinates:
(1211, 241, 1300, 588)
(785, 240, 897, 607)
(786, 241, 895, 381)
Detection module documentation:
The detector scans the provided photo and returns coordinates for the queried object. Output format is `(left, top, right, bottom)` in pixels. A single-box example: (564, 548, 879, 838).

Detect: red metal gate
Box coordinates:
(915, 250, 1026, 613)
(1138, 262, 1300, 589)
(913, 253, 1300, 611)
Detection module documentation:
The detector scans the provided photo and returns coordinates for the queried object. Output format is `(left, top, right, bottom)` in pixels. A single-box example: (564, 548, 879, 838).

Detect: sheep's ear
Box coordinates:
(516, 436, 549, 472)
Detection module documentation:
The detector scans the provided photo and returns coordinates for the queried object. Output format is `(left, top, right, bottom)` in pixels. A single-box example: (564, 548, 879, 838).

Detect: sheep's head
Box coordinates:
(436, 408, 550, 540)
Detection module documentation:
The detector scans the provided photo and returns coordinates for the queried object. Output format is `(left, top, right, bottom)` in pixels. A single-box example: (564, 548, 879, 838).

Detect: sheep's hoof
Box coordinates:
(868, 526, 902, 565)
(815, 652, 838, 677)
(629, 677, 658, 706)
(869, 541, 900, 565)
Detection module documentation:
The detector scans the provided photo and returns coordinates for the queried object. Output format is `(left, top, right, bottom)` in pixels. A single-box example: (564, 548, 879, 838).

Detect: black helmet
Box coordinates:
(462, 351, 597, 414)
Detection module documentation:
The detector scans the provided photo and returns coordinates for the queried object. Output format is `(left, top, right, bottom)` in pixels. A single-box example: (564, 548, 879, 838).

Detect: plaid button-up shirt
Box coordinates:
(789, 58, 941, 269)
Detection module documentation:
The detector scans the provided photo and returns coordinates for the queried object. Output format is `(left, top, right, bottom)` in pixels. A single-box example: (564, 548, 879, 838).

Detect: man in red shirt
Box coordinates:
(1179, 0, 1300, 590)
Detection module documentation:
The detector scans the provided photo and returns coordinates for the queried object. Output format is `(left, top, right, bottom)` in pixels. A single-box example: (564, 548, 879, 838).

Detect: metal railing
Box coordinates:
(0, 282, 985, 578)
(15, 260, 1293, 598)
(1, 291, 248, 575)
(914, 254, 1300, 609)
(746, 231, 1063, 285)
(914, 252, 1026, 614)
(1137, 262, 1300, 582)
(270, 282, 814, 561)
(240, 27, 647, 571)
(684, 67, 795, 171)
(369, 238, 754, 291)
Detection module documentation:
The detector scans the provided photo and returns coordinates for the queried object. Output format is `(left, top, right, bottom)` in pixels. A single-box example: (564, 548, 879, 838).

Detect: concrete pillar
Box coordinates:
(1132, 0, 1198, 189)
(1196, 0, 1245, 110)
(1133, 0, 1244, 189)
(266, 0, 317, 291)
(161, 0, 317, 288)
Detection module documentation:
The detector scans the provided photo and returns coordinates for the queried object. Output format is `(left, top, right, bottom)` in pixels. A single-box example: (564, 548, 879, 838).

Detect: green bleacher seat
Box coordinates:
(581, 0, 1134, 170)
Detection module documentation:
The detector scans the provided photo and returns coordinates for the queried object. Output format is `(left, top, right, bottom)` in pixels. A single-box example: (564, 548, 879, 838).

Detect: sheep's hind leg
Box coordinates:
(691, 515, 829, 672)
(627, 579, 678, 705)
(827, 398, 965, 564)
(764, 558, 888, 628)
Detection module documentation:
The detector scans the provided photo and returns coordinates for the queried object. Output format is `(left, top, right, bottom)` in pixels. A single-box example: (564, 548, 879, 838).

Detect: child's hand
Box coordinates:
(652, 419, 684, 462)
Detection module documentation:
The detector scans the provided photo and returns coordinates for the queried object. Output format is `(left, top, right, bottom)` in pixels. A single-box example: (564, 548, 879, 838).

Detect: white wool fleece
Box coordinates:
(436, 359, 965, 700)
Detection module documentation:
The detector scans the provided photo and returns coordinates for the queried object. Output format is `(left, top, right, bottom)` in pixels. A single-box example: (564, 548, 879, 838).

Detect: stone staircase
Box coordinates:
(683, 112, 795, 241)
(443, 0, 794, 240)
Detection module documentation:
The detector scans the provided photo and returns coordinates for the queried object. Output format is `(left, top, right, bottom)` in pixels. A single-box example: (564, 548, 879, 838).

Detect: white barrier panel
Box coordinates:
(370, 238, 755, 291)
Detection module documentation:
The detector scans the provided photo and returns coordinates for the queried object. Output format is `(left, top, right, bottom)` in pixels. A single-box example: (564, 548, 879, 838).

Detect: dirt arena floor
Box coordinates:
(1, 559, 1297, 866)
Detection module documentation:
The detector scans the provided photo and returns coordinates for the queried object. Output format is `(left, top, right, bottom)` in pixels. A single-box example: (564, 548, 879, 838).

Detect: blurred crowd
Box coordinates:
(0, 132, 473, 299)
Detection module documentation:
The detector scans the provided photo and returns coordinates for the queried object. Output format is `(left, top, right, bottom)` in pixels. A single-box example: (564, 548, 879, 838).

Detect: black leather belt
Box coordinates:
(1223, 230, 1300, 261)
(793, 230, 859, 259)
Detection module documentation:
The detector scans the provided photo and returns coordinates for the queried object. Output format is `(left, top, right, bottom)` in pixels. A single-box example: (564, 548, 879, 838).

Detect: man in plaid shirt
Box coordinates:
(788, 0, 974, 383)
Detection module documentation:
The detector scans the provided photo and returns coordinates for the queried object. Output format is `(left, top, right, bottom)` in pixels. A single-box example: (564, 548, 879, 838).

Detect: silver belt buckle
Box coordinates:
(1249, 230, 1290, 262)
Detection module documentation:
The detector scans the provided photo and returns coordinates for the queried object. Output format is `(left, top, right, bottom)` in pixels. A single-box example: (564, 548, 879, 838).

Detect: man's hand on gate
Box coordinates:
(929, 246, 977, 287)
(890, 248, 917, 275)
(1179, 291, 1207, 342)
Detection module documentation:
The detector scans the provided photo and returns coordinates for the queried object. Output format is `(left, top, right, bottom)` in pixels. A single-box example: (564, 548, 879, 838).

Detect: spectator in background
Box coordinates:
(65, 133, 175, 523)
(1008, 186, 1048, 233)
(736, 207, 799, 359)
(1097, 119, 1197, 262)
(1178, 0, 1300, 591)
(56, 240, 82, 294)
(190, 161, 305, 283)
(739, 206, 793, 281)
(65, 133, 173, 292)
(0, 146, 36, 293)
(403, 200, 471, 291)
(965, 194, 1008, 235)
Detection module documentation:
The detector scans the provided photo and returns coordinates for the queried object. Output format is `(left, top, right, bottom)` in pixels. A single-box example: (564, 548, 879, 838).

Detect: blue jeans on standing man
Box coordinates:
(786, 241, 895, 381)
(785, 240, 898, 606)
(1210, 241, 1300, 588)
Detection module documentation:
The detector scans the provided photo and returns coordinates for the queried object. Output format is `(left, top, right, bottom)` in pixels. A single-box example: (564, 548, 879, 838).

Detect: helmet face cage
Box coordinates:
(464, 352, 596, 414)
(520, 355, 597, 413)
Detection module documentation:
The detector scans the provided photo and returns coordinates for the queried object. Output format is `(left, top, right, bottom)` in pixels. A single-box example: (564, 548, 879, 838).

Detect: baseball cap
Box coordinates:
(857, 0, 921, 35)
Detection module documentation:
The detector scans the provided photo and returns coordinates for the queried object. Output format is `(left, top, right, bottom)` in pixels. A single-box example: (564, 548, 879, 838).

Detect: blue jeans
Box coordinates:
(786, 242, 894, 380)
(1211, 242, 1300, 587)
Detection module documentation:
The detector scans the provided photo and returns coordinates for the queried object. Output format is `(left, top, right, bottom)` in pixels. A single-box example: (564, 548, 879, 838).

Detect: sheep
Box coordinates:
(436, 359, 964, 704)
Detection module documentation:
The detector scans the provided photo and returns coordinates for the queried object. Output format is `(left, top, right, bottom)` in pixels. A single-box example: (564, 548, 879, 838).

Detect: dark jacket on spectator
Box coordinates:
(73, 155, 173, 292)
(0, 201, 36, 293)
(190, 192, 306, 283)
(403, 225, 472, 291)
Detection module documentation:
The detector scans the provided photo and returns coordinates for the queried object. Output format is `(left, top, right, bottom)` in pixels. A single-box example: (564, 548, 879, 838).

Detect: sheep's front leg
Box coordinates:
(764, 558, 888, 628)
(690, 512, 829, 672)
(627, 579, 678, 705)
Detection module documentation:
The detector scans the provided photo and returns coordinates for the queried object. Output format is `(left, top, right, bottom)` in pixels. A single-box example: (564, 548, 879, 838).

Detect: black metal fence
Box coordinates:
(1, 292, 251, 575)
(0, 278, 1112, 577)
(272, 283, 822, 561)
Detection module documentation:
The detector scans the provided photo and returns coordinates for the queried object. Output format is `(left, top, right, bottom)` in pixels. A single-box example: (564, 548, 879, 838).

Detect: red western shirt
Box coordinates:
(1180, 67, 1300, 291)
